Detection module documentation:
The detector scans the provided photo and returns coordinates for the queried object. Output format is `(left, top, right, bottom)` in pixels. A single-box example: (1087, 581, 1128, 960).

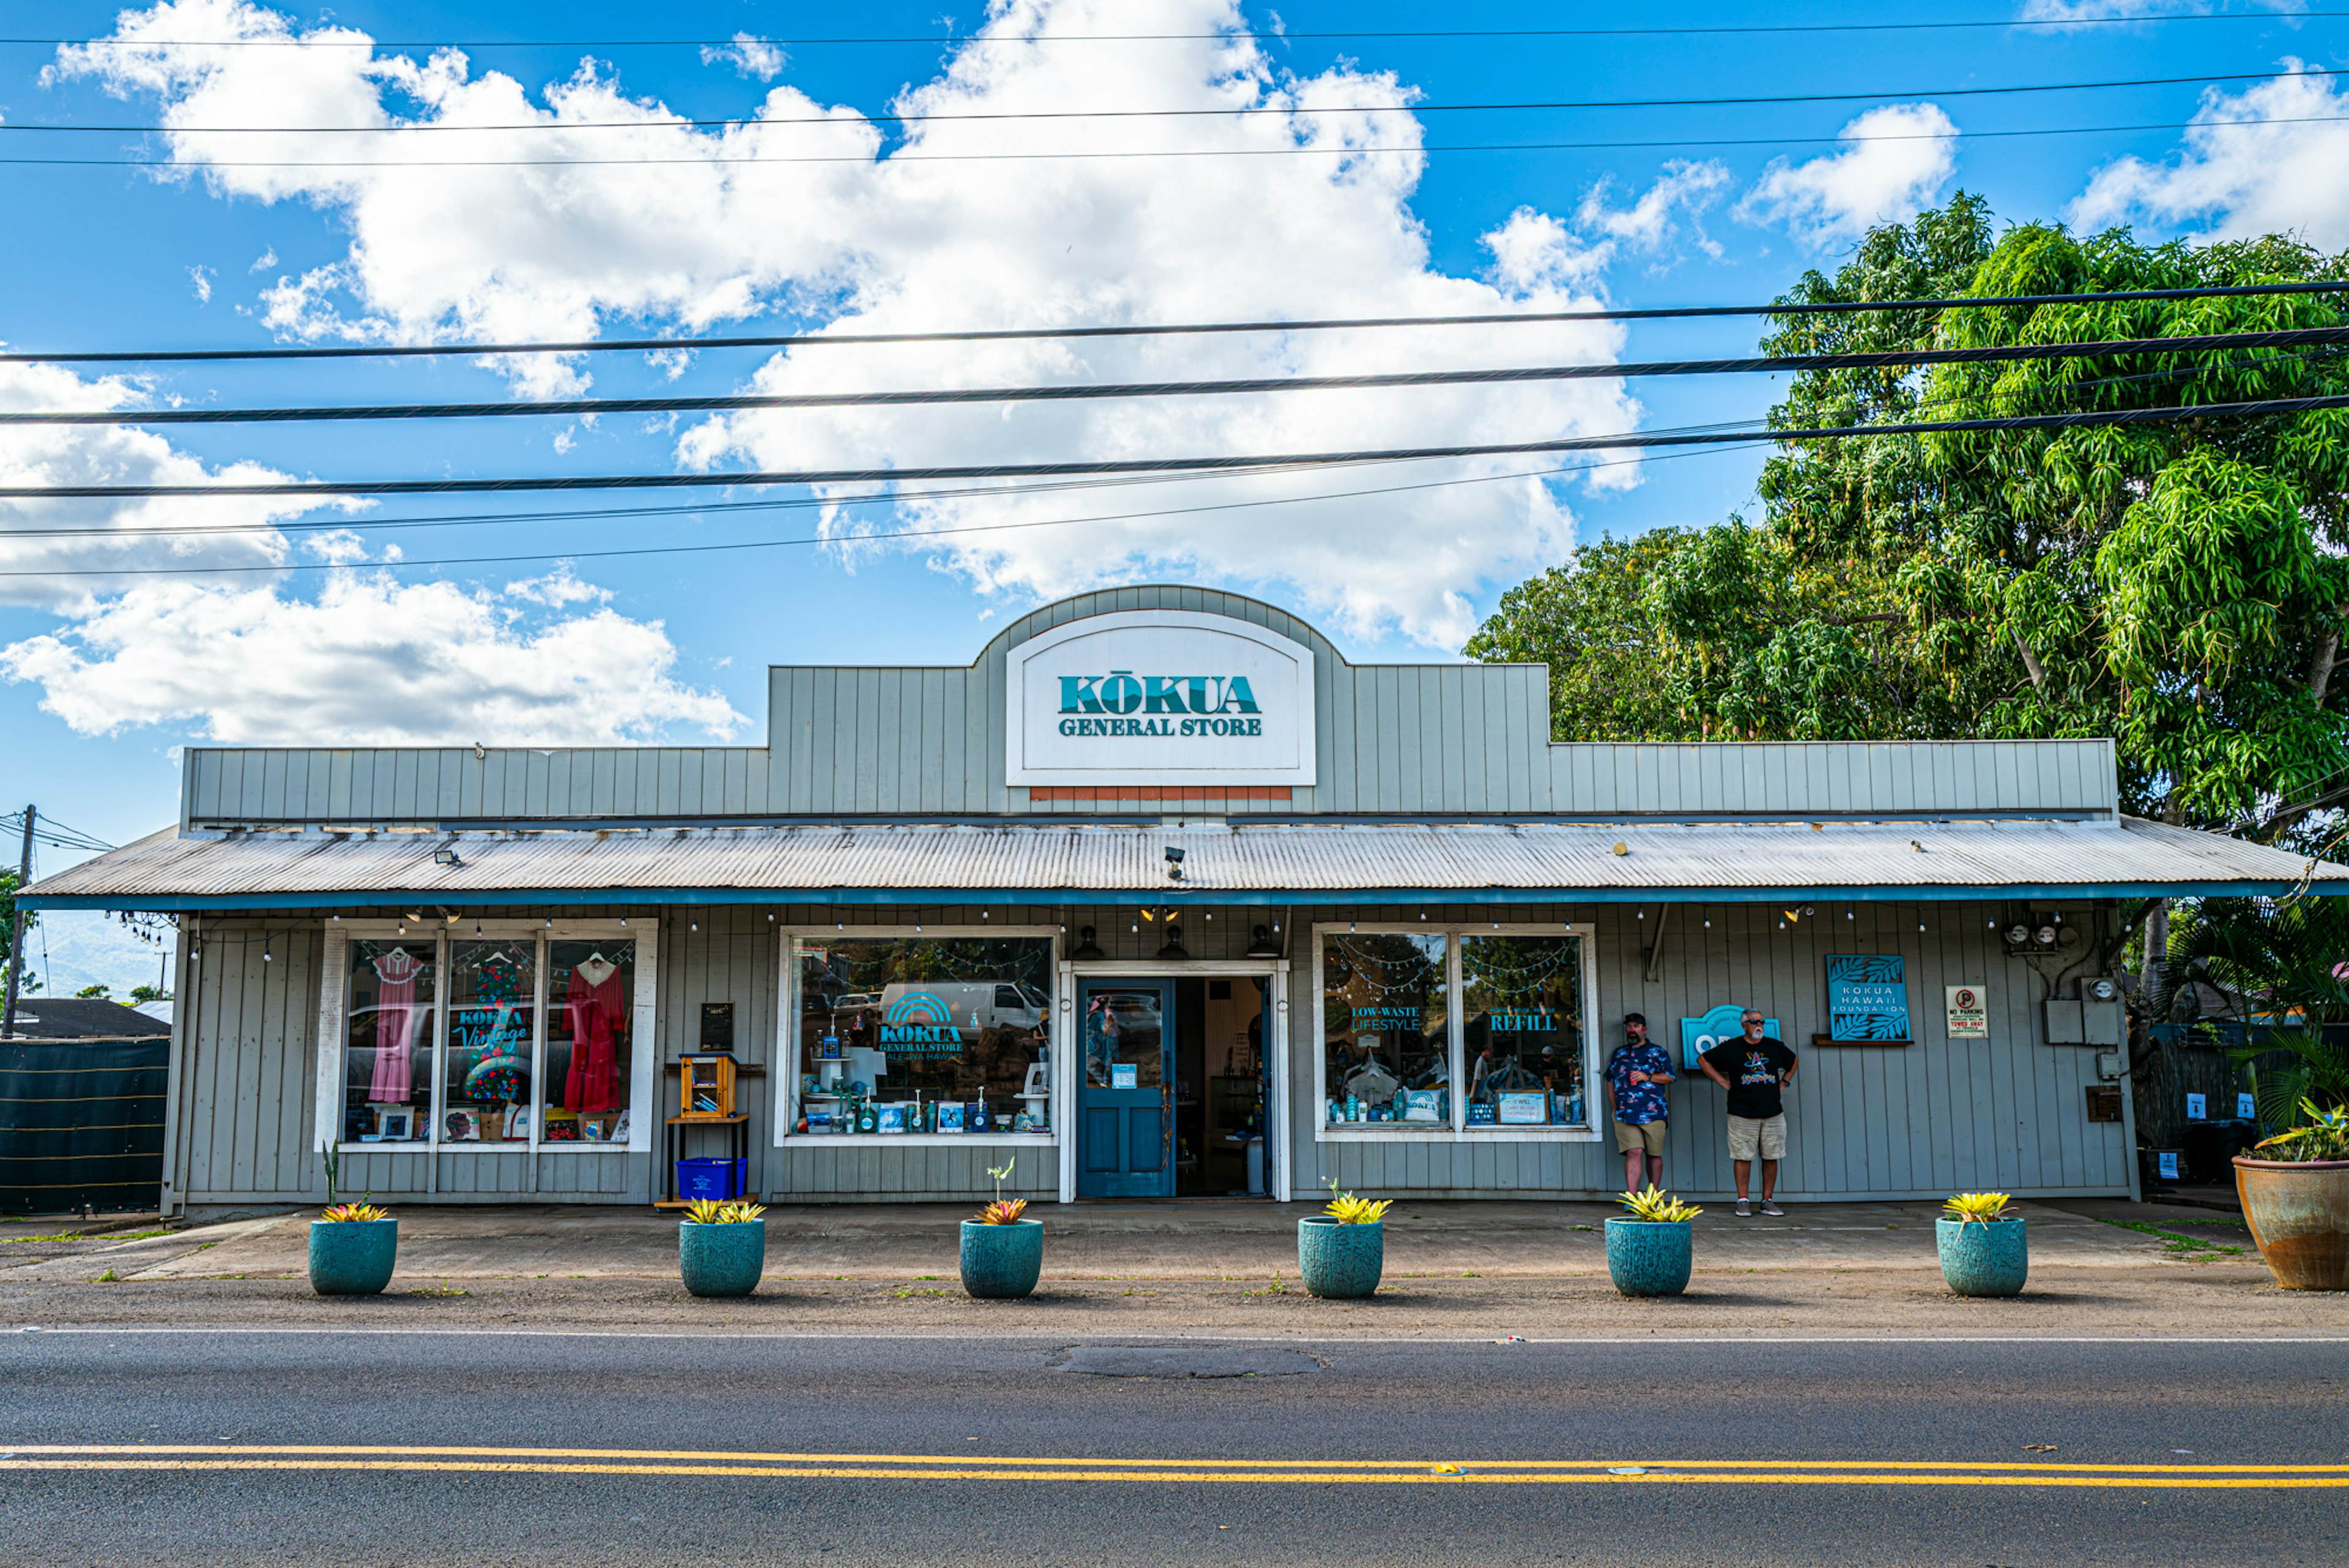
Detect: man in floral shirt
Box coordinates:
(1605, 1012, 1675, 1192)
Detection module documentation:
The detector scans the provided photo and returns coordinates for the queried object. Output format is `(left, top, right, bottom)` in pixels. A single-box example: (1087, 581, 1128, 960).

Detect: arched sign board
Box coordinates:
(1004, 610, 1318, 787)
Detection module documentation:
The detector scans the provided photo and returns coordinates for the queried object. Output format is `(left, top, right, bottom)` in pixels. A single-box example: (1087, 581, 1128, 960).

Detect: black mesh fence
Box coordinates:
(0, 1038, 168, 1215)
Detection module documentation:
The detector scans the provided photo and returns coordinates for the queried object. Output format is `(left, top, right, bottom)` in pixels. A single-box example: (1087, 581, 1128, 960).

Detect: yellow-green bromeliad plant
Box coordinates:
(1942, 1191, 2014, 1225)
(319, 1202, 389, 1222)
(683, 1199, 767, 1225)
(1617, 1184, 1702, 1223)
(1323, 1182, 1392, 1225)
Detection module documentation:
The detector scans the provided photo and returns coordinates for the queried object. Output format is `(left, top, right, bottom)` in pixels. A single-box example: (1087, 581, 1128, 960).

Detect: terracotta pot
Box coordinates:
(2233, 1157, 2349, 1291)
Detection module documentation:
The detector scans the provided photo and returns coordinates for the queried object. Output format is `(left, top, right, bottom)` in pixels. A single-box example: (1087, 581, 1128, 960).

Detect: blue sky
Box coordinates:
(4, 0, 2347, 990)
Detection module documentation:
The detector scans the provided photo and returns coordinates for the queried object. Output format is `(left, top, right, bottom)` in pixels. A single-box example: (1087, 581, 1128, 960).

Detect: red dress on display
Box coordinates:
(563, 962, 626, 1112)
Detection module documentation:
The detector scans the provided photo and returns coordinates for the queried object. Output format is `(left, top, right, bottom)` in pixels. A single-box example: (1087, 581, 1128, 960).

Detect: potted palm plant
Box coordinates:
(1937, 1191, 2028, 1296)
(308, 1201, 398, 1296)
(960, 1159, 1043, 1299)
(2233, 1101, 2349, 1290)
(1296, 1184, 1390, 1299)
(678, 1199, 768, 1298)
(1605, 1184, 1700, 1296)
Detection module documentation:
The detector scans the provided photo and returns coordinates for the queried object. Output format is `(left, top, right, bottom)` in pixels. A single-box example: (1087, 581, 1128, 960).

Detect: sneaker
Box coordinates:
(1734, 1198, 1751, 1217)
(1761, 1201, 1784, 1216)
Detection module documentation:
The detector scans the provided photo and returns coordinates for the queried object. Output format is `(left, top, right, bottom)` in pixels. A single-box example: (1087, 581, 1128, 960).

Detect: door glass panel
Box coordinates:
(444, 940, 535, 1144)
(544, 939, 635, 1145)
(1082, 989, 1165, 1088)
(1320, 933, 1449, 1127)
(345, 940, 434, 1145)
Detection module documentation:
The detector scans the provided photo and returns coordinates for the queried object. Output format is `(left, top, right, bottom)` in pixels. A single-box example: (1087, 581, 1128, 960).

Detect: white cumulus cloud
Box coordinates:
(702, 33, 787, 81)
(1737, 104, 1959, 248)
(0, 365, 741, 744)
(1, 573, 742, 745)
(2069, 66, 2349, 248)
(51, 0, 1657, 648)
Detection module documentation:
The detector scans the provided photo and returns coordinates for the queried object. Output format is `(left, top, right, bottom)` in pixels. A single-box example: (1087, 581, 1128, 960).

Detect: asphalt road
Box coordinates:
(2, 1329, 2344, 1566)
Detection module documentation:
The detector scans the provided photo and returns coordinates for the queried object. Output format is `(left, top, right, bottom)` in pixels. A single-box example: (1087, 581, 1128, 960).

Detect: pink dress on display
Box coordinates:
(563, 962, 626, 1112)
(367, 949, 423, 1101)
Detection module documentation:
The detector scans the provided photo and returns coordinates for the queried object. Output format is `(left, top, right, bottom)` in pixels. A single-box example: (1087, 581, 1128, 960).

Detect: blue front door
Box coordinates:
(1077, 981, 1174, 1198)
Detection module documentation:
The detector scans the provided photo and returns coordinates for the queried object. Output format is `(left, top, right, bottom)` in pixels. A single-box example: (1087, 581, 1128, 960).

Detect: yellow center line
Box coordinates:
(1, 1457, 2343, 1489)
(9, 1444, 2346, 1475)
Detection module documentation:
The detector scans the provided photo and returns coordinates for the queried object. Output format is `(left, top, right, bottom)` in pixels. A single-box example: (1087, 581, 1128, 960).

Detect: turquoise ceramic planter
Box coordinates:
(678, 1219, 766, 1298)
(1296, 1216, 1384, 1298)
(1604, 1218, 1693, 1297)
(308, 1218, 398, 1296)
(1937, 1217, 2028, 1297)
(960, 1219, 1044, 1298)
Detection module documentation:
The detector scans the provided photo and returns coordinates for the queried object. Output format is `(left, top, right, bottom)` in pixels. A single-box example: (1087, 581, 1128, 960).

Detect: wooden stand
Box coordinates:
(656, 1112, 752, 1209)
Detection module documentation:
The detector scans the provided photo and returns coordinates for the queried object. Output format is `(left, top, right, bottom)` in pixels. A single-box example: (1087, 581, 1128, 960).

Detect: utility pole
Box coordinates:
(2, 804, 31, 1041)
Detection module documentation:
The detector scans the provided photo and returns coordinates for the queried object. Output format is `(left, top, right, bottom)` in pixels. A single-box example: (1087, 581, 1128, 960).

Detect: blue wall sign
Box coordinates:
(1827, 955, 1910, 1042)
(1679, 1005, 1780, 1071)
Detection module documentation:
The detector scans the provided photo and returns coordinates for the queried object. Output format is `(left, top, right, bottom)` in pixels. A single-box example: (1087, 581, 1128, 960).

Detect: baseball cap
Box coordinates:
(1624, 1011, 1647, 1026)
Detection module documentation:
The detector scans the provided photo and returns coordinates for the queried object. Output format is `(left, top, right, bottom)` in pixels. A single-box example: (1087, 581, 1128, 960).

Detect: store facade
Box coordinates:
(26, 587, 2345, 1217)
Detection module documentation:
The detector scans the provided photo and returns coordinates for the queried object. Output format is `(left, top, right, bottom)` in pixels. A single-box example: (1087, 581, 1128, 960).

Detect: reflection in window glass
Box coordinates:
(345, 940, 434, 1145)
(1321, 933, 1448, 1128)
(544, 940, 635, 1145)
(1461, 934, 1589, 1128)
(445, 940, 535, 1143)
(796, 939, 1053, 1135)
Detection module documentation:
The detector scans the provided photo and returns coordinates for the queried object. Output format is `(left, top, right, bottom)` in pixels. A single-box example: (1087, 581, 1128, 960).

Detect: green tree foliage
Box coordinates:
(0, 868, 35, 998)
(1469, 194, 2349, 839)
(75, 983, 112, 999)
(2170, 896, 2349, 1127)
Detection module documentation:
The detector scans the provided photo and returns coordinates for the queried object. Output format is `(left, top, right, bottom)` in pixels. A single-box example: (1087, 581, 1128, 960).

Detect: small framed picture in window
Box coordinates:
(936, 1102, 966, 1133)
(377, 1107, 415, 1141)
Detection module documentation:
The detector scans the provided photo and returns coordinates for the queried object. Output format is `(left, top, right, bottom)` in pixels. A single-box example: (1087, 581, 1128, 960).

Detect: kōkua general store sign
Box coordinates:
(1004, 609, 1317, 786)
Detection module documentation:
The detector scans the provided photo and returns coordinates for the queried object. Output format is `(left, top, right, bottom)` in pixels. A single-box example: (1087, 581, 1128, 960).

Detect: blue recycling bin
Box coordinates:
(675, 1157, 747, 1202)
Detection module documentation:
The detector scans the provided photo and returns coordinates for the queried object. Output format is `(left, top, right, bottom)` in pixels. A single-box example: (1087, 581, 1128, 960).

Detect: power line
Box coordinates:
(20, 109, 2349, 166)
(15, 325, 2347, 428)
(0, 812, 114, 854)
(14, 11, 2343, 46)
(0, 450, 1720, 579)
(0, 352, 2315, 575)
(13, 394, 2348, 501)
(10, 65, 2343, 135)
(18, 113, 2349, 170)
(7, 341, 2298, 546)
(11, 282, 2345, 367)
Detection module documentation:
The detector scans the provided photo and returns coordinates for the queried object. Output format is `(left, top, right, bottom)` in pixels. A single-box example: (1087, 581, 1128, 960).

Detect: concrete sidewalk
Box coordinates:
(2, 1197, 2337, 1339)
(0, 1197, 2243, 1284)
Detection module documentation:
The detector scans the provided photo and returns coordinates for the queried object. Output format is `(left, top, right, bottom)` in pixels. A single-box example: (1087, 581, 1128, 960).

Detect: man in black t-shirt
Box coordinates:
(1698, 1008, 1798, 1217)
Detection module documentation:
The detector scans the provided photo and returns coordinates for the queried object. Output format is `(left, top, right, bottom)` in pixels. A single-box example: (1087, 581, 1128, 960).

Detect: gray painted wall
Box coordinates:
(179, 587, 2118, 827)
(160, 896, 2126, 1213)
(1296, 899, 2131, 1201)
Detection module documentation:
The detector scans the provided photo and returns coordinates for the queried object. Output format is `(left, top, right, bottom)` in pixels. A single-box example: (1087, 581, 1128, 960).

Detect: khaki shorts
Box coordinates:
(1726, 1113, 1787, 1162)
(1613, 1118, 1666, 1155)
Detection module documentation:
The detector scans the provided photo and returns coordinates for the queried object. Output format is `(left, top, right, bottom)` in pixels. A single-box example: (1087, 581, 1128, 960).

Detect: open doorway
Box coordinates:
(1174, 976, 1270, 1197)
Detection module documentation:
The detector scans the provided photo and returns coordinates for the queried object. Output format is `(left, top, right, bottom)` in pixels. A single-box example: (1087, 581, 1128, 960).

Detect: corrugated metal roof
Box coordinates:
(21, 817, 2343, 907)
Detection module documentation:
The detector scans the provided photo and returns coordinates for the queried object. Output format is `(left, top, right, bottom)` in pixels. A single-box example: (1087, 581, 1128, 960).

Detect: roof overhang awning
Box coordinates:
(21, 817, 2347, 912)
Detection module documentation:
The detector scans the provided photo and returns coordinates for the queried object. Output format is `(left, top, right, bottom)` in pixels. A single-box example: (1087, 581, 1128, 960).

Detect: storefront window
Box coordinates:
(1320, 932, 1449, 1129)
(543, 940, 636, 1145)
(344, 939, 434, 1145)
(1461, 933, 1589, 1129)
(795, 937, 1053, 1135)
(444, 940, 535, 1144)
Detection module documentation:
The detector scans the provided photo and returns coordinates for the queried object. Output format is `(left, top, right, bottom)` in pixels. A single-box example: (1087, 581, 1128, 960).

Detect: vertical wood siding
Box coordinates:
(180, 589, 2120, 825)
(1293, 899, 2131, 1202)
(171, 897, 2126, 1209)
